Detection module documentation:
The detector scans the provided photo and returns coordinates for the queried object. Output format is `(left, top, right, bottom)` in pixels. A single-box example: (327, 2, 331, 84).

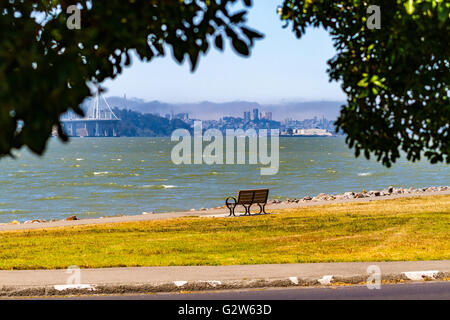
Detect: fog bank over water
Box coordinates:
(84, 96, 344, 121)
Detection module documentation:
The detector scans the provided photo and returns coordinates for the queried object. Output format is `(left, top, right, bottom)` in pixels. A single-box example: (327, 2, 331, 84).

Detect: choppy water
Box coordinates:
(0, 137, 448, 222)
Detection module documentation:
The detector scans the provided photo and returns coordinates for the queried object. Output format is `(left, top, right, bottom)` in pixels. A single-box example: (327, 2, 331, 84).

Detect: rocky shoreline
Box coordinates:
(269, 185, 449, 205)
(1, 185, 449, 226)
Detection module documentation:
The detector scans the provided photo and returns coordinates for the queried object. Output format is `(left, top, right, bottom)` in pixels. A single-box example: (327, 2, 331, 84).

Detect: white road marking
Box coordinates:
(53, 284, 96, 291)
(206, 281, 222, 287)
(318, 275, 333, 285)
(289, 277, 299, 285)
(402, 270, 439, 281)
(173, 281, 188, 287)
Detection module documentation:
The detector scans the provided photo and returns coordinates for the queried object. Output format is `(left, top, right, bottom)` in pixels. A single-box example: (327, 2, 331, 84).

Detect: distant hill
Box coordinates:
(173, 101, 262, 120)
(263, 101, 344, 120)
(130, 101, 176, 115)
(97, 96, 344, 121)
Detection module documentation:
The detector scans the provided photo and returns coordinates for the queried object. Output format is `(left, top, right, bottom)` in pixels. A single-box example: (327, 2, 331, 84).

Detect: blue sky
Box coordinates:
(103, 1, 345, 104)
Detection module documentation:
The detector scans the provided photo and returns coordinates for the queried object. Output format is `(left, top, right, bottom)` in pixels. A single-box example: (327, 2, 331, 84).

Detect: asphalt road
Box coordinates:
(44, 282, 450, 300)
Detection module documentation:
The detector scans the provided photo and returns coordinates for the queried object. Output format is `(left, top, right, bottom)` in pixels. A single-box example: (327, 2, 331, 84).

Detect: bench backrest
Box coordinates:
(237, 189, 269, 205)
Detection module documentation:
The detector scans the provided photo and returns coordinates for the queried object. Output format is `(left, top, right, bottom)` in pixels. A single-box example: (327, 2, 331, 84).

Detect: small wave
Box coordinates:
(106, 183, 135, 189)
(0, 209, 32, 215)
(76, 158, 84, 161)
(7, 171, 27, 177)
(93, 171, 109, 176)
(358, 172, 373, 177)
(138, 184, 176, 189)
(181, 173, 201, 178)
(36, 196, 78, 201)
(139, 185, 155, 189)
(207, 171, 222, 176)
(60, 182, 95, 187)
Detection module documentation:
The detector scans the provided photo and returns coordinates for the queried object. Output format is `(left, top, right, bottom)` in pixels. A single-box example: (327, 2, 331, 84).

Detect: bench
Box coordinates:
(225, 189, 269, 216)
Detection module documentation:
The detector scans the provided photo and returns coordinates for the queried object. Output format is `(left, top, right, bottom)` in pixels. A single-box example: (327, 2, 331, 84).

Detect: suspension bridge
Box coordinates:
(61, 91, 121, 137)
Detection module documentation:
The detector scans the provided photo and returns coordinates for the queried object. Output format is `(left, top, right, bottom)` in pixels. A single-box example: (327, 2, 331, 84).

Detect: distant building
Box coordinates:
(283, 118, 294, 126)
(264, 112, 273, 121)
(252, 108, 259, 121)
(292, 128, 332, 136)
(244, 111, 251, 122)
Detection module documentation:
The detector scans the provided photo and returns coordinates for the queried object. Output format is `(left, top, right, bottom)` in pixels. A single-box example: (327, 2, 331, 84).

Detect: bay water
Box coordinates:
(0, 137, 448, 223)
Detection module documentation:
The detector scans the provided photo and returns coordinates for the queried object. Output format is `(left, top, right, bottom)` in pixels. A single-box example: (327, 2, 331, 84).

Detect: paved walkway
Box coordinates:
(1, 190, 448, 232)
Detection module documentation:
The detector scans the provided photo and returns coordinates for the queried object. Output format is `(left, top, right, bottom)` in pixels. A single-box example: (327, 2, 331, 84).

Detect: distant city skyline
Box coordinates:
(90, 94, 344, 122)
(181, 106, 337, 136)
(157, 106, 336, 135)
(102, 1, 345, 104)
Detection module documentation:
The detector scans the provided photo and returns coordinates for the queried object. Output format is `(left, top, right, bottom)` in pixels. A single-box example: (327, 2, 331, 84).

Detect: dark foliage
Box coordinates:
(0, 0, 262, 156)
(280, 0, 449, 166)
(113, 108, 190, 137)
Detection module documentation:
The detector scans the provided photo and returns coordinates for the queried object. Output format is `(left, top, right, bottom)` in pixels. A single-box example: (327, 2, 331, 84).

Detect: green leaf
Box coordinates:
(405, 0, 415, 14)
(230, 11, 246, 23)
(242, 27, 264, 40)
(232, 38, 250, 56)
(214, 34, 224, 51)
(189, 51, 200, 72)
(357, 79, 368, 87)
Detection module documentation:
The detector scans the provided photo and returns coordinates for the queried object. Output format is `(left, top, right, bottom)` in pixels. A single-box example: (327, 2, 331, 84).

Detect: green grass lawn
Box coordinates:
(0, 195, 449, 270)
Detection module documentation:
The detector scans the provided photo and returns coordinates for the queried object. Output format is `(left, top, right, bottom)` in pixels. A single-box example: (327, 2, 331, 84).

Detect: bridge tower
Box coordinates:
(61, 90, 121, 137)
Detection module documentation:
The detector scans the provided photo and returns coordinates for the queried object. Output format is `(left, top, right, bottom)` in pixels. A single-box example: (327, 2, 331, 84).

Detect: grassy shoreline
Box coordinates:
(0, 195, 449, 270)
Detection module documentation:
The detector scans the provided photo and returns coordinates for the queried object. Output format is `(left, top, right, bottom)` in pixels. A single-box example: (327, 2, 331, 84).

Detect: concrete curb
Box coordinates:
(1, 271, 448, 297)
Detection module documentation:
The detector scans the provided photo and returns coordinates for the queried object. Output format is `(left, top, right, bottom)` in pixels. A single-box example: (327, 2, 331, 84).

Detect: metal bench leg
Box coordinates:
(225, 197, 237, 217)
(258, 203, 267, 214)
(261, 204, 268, 214)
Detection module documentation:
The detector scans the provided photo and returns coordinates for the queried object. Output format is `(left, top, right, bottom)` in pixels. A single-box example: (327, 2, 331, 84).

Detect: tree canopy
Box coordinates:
(279, 0, 449, 166)
(113, 108, 190, 137)
(0, 0, 262, 156)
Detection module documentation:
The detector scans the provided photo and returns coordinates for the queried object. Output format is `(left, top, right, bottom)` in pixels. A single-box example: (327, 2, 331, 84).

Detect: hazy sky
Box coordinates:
(103, 1, 345, 104)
